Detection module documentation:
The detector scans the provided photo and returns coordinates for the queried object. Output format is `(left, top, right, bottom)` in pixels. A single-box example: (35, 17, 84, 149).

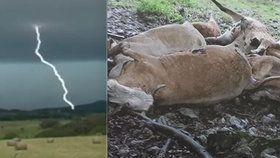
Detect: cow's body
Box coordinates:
(109, 22, 206, 78)
(108, 43, 253, 111)
(115, 22, 206, 57)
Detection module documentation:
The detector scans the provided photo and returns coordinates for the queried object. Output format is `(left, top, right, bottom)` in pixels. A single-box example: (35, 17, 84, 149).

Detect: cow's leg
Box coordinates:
(247, 76, 280, 90)
(109, 42, 148, 61)
(108, 43, 123, 57)
(251, 89, 280, 102)
(121, 47, 148, 62)
(250, 77, 280, 102)
(205, 30, 235, 45)
(266, 43, 280, 59)
(109, 55, 132, 78)
(107, 79, 154, 111)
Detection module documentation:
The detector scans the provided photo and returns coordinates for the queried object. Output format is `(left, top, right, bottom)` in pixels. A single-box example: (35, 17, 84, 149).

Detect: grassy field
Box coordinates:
(0, 120, 70, 139)
(0, 136, 106, 158)
(108, 0, 280, 22)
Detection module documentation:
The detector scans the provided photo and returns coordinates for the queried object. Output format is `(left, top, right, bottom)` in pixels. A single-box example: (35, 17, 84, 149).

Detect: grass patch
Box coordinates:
(0, 136, 106, 158)
(0, 120, 45, 139)
(217, 0, 280, 20)
(136, 0, 193, 22)
(0, 120, 71, 139)
(108, 0, 279, 38)
(0, 113, 105, 139)
(108, 0, 217, 23)
(108, 0, 279, 22)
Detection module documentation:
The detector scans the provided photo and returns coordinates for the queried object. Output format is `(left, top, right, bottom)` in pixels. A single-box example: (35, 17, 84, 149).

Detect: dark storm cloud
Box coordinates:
(0, 0, 106, 62)
(0, 0, 106, 110)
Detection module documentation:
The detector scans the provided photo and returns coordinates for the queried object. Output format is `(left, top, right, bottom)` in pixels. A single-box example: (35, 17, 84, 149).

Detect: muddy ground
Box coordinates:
(107, 7, 280, 158)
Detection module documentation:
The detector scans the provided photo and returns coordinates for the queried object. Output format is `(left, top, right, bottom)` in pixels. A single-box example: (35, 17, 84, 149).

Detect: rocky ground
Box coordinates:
(107, 7, 280, 158)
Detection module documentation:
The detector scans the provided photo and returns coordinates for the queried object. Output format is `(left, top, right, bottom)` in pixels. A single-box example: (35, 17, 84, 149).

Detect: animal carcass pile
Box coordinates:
(108, 0, 280, 157)
(108, 0, 280, 112)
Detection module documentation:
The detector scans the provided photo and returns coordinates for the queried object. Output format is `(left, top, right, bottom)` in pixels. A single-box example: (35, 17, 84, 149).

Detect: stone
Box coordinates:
(119, 147, 130, 156)
(226, 115, 247, 129)
(116, 29, 125, 35)
(261, 148, 277, 158)
(262, 116, 273, 124)
(197, 135, 207, 145)
(267, 114, 275, 119)
(147, 146, 160, 154)
(179, 108, 199, 119)
(248, 127, 258, 136)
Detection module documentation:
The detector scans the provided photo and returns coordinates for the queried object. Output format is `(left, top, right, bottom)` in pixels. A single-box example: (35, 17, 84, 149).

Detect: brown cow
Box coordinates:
(108, 42, 278, 111)
(108, 22, 206, 78)
(109, 21, 206, 57)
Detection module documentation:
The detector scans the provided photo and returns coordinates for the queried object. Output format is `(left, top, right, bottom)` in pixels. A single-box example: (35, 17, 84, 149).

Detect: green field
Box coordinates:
(108, 0, 280, 22)
(0, 136, 106, 158)
(0, 120, 70, 139)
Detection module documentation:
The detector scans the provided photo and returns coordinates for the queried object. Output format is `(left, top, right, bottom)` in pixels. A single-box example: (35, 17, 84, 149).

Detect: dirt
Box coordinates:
(107, 8, 169, 38)
(107, 7, 280, 158)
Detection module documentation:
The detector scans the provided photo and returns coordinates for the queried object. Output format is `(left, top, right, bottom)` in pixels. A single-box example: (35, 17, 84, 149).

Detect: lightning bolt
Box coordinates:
(34, 25, 75, 110)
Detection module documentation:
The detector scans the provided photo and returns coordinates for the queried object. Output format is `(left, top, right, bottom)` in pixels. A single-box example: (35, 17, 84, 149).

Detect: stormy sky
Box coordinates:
(0, 0, 106, 110)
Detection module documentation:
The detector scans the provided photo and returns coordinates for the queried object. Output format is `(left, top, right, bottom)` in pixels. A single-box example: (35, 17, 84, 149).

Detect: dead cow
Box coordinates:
(206, 0, 279, 57)
(108, 43, 277, 111)
(192, 13, 221, 37)
(109, 21, 206, 78)
(109, 21, 206, 57)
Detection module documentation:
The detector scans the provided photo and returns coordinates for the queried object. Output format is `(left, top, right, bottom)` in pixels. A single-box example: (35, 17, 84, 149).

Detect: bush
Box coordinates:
(39, 119, 60, 129)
